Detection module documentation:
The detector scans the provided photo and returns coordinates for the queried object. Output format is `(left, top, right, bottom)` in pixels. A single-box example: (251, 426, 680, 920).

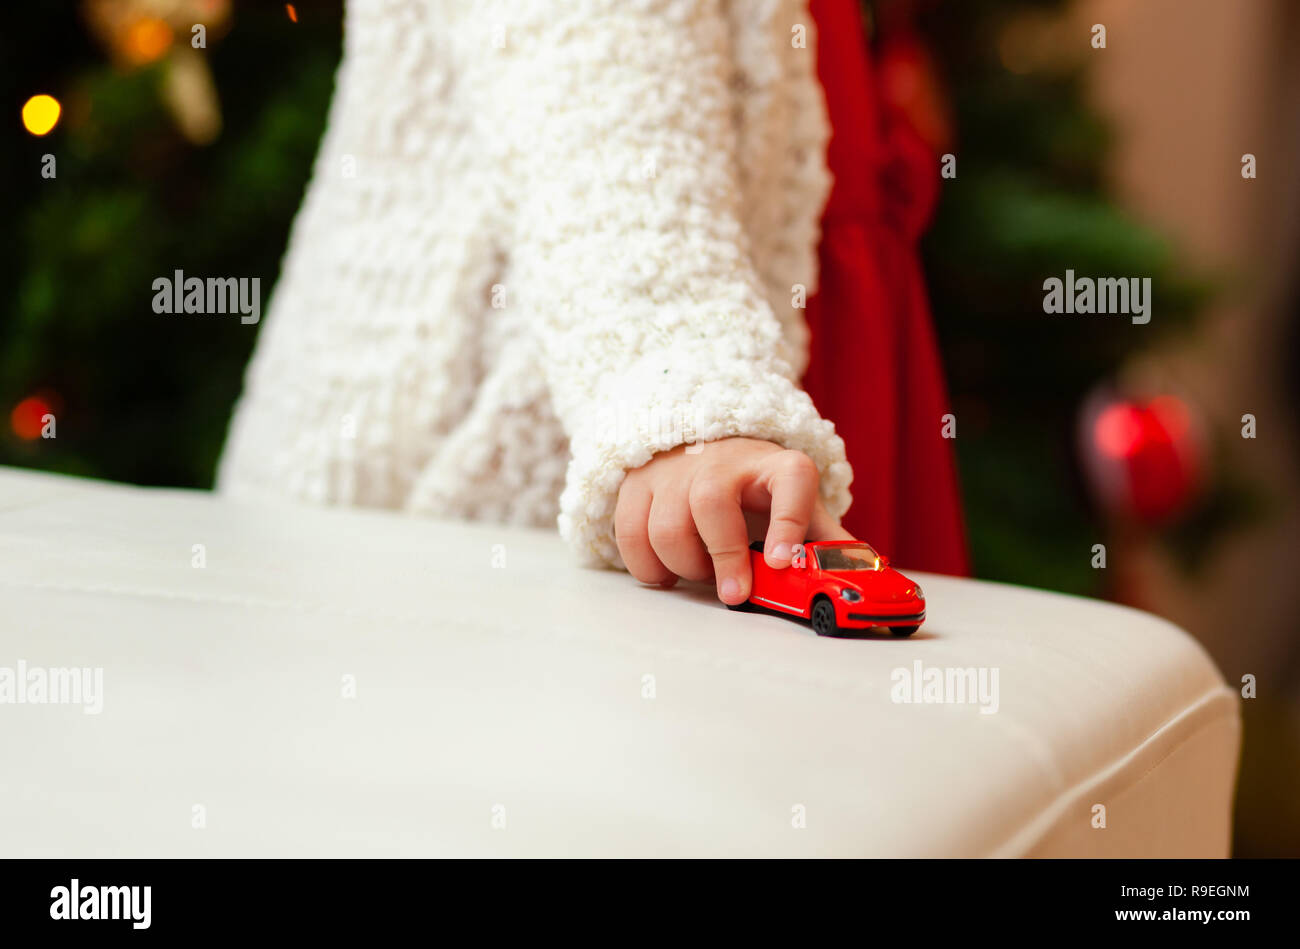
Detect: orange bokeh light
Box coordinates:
(123, 17, 174, 66)
(286, 4, 298, 23)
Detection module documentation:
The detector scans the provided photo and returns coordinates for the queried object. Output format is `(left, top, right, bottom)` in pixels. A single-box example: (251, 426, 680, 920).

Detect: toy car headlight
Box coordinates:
(839, 588, 862, 603)
(911, 583, 924, 601)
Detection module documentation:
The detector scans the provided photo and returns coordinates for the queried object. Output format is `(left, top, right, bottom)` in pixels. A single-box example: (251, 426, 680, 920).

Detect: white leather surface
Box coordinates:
(0, 467, 1240, 857)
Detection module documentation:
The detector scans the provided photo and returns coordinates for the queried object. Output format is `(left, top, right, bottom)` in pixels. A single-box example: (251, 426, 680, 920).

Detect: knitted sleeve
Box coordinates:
(497, 0, 852, 567)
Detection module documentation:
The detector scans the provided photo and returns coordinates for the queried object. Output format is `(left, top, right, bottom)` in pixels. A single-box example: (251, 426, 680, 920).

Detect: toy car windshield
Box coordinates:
(813, 544, 883, 571)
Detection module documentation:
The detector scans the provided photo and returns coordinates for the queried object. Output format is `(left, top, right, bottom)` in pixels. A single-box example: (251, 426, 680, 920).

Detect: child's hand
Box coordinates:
(615, 438, 853, 605)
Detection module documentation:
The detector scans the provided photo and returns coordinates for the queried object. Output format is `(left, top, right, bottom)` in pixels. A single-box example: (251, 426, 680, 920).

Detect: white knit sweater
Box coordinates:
(218, 0, 853, 567)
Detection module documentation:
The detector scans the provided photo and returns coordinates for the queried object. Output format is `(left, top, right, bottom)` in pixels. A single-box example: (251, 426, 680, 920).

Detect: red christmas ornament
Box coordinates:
(1080, 390, 1207, 524)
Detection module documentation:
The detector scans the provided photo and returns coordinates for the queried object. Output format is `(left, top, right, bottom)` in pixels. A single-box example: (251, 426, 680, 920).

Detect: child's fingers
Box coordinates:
(809, 500, 855, 541)
(647, 487, 713, 583)
(614, 483, 675, 585)
(758, 450, 818, 567)
(688, 474, 752, 605)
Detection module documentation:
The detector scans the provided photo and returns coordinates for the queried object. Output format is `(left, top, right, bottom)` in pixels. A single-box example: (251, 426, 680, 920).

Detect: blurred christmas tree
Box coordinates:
(882, 0, 1210, 595)
(1, 0, 342, 487)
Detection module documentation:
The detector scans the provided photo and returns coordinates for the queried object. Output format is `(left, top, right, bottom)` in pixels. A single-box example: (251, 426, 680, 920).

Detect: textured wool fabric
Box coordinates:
(217, 0, 851, 566)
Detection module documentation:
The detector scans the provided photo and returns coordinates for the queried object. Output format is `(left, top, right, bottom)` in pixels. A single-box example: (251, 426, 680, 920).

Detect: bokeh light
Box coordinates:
(123, 16, 174, 66)
(1094, 403, 1145, 459)
(21, 94, 61, 136)
(10, 397, 53, 441)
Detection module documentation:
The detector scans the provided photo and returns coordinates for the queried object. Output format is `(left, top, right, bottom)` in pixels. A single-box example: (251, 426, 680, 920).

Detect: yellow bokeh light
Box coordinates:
(21, 94, 61, 136)
(123, 17, 174, 66)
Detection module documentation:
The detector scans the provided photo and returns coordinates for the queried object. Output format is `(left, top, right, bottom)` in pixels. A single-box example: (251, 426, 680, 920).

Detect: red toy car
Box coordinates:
(733, 540, 926, 637)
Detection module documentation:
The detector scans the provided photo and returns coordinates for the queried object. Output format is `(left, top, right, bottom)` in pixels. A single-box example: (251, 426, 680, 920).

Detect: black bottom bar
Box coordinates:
(0, 857, 1286, 936)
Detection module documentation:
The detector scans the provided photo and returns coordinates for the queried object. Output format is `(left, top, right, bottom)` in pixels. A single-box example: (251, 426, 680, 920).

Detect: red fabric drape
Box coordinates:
(803, 0, 970, 575)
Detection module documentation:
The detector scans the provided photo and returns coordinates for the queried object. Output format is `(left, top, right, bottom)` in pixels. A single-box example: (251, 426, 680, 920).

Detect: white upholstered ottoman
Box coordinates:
(0, 467, 1239, 857)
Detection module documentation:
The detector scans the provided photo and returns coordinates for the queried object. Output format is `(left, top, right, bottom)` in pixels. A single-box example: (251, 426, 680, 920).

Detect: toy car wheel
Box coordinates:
(810, 597, 839, 637)
(891, 625, 920, 637)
